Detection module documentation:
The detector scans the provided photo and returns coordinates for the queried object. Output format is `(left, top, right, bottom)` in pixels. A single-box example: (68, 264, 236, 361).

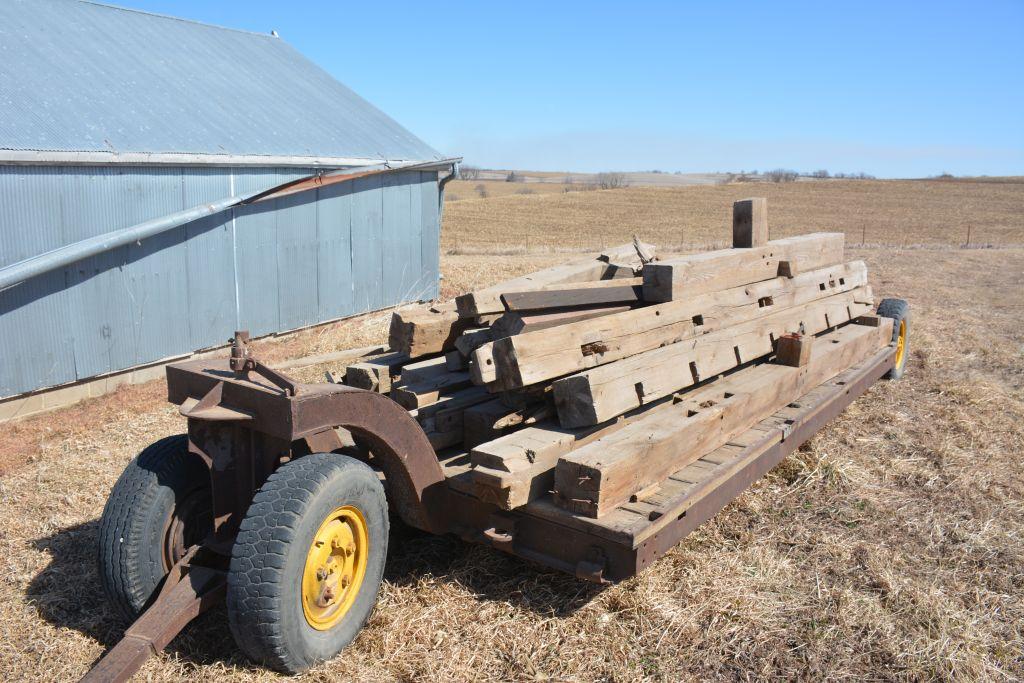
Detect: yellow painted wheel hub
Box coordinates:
(301, 506, 368, 631)
(894, 319, 907, 369)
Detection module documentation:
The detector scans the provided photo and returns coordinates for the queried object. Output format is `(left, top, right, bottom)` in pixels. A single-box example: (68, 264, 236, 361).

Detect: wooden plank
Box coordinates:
(271, 344, 387, 372)
(642, 232, 844, 303)
(425, 428, 462, 451)
(389, 301, 471, 357)
(344, 351, 410, 392)
(531, 345, 893, 547)
(473, 260, 868, 390)
(411, 385, 491, 421)
(400, 355, 451, 383)
(445, 350, 465, 371)
(490, 304, 635, 338)
(470, 397, 676, 510)
(455, 242, 655, 317)
(390, 372, 472, 409)
(552, 282, 873, 427)
(499, 278, 643, 312)
(553, 320, 891, 517)
(733, 197, 768, 248)
(462, 399, 553, 449)
(453, 327, 493, 357)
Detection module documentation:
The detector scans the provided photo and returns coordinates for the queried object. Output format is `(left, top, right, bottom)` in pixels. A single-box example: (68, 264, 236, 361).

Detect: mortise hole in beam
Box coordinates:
(724, 392, 735, 398)
(819, 283, 827, 291)
(758, 296, 774, 308)
(839, 277, 846, 285)
(692, 314, 704, 326)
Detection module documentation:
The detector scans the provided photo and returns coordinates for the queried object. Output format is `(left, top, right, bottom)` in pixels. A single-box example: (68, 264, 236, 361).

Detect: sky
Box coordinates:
(114, 1, 1023, 178)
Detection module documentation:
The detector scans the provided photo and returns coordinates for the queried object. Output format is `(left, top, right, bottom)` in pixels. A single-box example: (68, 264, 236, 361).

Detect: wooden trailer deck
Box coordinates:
(439, 336, 895, 581)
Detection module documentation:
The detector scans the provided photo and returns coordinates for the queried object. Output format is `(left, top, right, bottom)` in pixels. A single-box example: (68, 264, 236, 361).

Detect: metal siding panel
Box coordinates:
(0, 0, 443, 164)
(0, 167, 76, 396)
(382, 172, 411, 306)
(350, 175, 384, 313)
(182, 169, 235, 349)
(406, 173, 427, 300)
(60, 168, 138, 379)
(420, 171, 441, 300)
(122, 168, 191, 367)
(316, 182, 354, 321)
(232, 170, 281, 337)
(275, 186, 319, 332)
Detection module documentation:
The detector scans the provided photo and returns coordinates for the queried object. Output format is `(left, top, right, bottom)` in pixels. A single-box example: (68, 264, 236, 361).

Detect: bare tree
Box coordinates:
(505, 170, 521, 183)
(459, 165, 481, 181)
(764, 168, 799, 183)
(474, 183, 488, 198)
(811, 169, 830, 178)
(596, 172, 628, 190)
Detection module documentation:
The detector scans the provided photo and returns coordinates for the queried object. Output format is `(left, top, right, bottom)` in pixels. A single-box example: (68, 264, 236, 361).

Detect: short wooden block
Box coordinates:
(733, 197, 768, 248)
(775, 333, 812, 367)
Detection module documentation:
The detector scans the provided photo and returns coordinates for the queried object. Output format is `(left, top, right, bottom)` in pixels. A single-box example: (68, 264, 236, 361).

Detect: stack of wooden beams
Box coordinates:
(339, 198, 893, 520)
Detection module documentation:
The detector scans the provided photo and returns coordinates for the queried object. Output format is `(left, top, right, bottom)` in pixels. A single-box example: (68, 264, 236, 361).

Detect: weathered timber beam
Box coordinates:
(472, 260, 867, 390)
(551, 280, 874, 427)
(553, 319, 891, 517)
(643, 232, 843, 303)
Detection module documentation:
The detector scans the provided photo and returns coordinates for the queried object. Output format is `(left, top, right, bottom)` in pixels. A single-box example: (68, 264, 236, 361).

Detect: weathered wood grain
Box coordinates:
(642, 233, 843, 303)
(553, 319, 891, 517)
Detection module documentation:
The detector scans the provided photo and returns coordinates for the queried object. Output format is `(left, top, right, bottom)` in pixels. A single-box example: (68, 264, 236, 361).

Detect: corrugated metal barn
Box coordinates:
(0, 0, 455, 400)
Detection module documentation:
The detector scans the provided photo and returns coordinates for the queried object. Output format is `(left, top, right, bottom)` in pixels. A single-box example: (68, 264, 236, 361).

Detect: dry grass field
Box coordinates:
(1, 179, 1023, 681)
(444, 178, 1024, 254)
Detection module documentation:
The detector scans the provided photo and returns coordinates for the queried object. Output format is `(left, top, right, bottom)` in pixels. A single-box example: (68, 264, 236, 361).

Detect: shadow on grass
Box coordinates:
(28, 517, 605, 672)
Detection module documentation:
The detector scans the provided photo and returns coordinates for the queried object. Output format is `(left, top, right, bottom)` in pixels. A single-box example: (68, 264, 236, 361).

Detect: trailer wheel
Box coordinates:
(877, 298, 910, 380)
(97, 434, 213, 621)
(226, 453, 388, 674)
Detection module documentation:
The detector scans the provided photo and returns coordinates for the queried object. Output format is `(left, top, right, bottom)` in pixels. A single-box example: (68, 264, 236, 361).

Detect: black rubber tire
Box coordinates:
(877, 298, 911, 380)
(226, 453, 389, 674)
(97, 434, 213, 622)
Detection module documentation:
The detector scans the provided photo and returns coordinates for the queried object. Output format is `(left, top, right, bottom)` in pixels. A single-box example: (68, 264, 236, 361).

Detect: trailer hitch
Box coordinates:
(81, 548, 226, 683)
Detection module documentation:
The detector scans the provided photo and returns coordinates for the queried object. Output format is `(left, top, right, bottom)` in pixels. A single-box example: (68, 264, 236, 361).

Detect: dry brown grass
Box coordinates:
(1, 181, 1023, 681)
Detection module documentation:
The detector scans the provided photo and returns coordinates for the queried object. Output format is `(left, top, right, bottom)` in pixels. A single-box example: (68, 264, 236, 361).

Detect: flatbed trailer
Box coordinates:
(81, 324, 902, 682)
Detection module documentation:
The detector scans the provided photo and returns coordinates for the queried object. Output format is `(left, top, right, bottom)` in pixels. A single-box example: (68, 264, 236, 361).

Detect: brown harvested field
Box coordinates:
(444, 178, 1024, 254)
(1, 179, 1023, 681)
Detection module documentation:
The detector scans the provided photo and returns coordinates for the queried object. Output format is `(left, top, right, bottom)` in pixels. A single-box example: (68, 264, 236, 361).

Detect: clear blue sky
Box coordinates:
(116, 0, 1022, 178)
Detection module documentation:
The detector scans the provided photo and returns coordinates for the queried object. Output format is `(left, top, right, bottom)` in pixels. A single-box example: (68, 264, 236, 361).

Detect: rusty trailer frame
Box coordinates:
(83, 335, 896, 682)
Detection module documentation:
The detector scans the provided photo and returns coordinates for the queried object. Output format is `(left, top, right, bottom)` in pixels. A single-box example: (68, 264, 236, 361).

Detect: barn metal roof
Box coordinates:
(0, 0, 446, 166)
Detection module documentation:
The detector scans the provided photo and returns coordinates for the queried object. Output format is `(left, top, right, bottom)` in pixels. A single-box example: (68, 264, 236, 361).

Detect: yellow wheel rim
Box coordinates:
(894, 320, 907, 368)
(301, 506, 368, 631)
